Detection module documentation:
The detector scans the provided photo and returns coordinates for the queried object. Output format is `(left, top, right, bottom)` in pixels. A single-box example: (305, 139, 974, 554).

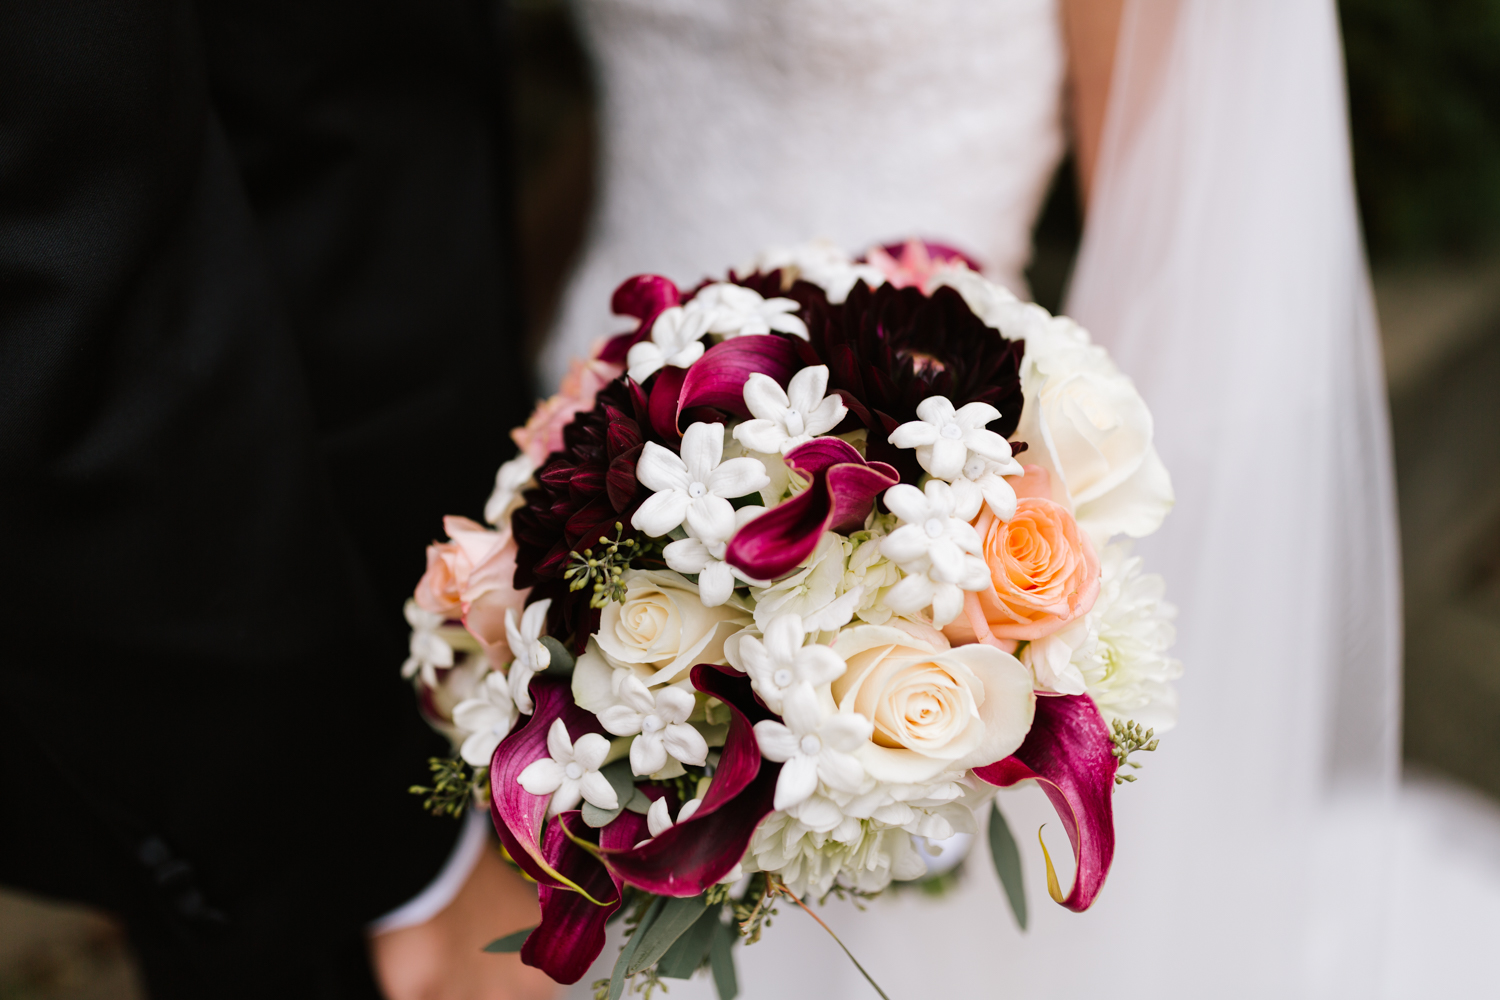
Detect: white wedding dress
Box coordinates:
(548, 1, 1500, 996)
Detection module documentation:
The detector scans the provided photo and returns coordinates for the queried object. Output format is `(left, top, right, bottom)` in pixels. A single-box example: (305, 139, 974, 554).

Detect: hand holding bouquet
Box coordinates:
(404, 240, 1181, 997)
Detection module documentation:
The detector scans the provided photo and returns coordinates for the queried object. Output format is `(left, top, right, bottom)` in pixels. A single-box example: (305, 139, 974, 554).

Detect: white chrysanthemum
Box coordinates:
(1025, 542, 1181, 729)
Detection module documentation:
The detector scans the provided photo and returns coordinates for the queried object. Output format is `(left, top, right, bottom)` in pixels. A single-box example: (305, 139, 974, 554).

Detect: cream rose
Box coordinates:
(585, 569, 748, 688)
(830, 621, 1035, 784)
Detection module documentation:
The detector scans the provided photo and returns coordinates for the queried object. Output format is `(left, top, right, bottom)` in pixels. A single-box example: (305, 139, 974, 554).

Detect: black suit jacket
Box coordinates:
(0, 1, 528, 995)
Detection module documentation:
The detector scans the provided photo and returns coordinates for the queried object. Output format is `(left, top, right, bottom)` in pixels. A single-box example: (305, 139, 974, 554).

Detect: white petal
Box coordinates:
(616, 674, 658, 714)
(930, 581, 965, 628)
(769, 313, 809, 339)
(880, 524, 932, 566)
(663, 537, 712, 574)
(517, 758, 565, 796)
(732, 419, 787, 455)
(927, 538, 968, 584)
(452, 699, 501, 734)
(598, 704, 644, 736)
(816, 748, 866, 792)
(779, 684, 825, 735)
(548, 780, 583, 816)
(708, 456, 770, 500)
(579, 769, 620, 810)
(635, 441, 691, 493)
(915, 396, 957, 424)
(508, 665, 536, 715)
(925, 437, 969, 480)
(630, 733, 669, 776)
(888, 421, 940, 449)
(753, 720, 800, 762)
(774, 755, 819, 810)
(521, 599, 552, 643)
(679, 422, 725, 483)
(654, 686, 697, 725)
(794, 644, 847, 687)
(685, 494, 736, 543)
(503, 608, 524, 665)
(786, 365, 829, 415)
(626, 341, 666, 383)
(697, 559, 736, 607)
(964, 428, 1013, 463)
(663, 723, 709, 767)
(459, 730, 502, 768)
(762, 613, 804, 665)
(646, 796, 673, 837)
(884, 573, 936, 613)
(545, 718, 573, 761)
(632, 489, 692, 537)
(979, 474, 1018, 521)
(573, 732, 613, 771)
(804, 394, 848, 436)
(952, 401, 1001, 429)
(881, 483, 930, 524)
(741, 373, 791, 422)
(820, 712, 874, 753)
(665, 341, 705, 369)
(678, 797, 703, 823)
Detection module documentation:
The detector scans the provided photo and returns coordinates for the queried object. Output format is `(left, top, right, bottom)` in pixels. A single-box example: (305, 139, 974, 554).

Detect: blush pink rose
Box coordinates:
(866, 239, 982, 293)
(412, 516, 531, 666)
(511, 350, 624, 465)
(943, 498, 1100, 648)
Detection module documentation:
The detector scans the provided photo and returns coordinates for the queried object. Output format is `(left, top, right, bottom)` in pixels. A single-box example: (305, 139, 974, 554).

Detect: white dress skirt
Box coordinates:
(546, 1, 1499, 996)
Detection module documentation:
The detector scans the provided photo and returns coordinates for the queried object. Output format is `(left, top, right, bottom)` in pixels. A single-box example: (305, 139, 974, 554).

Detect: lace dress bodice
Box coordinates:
(543, 0, 1065, 386)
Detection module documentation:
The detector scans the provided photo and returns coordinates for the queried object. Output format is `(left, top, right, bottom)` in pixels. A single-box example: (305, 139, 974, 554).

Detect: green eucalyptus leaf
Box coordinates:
(709, 919, 739, 1000)
(482, 927, 534, 953)
(610, 896, 663, 1000)
(625, 787, 653, 814)
(582, 800, 624, 828)
(656, 905, 721, 979)
(539, 636, 576, 676)
(988, 800, 1028, 931)
(627, 895, 708, 975)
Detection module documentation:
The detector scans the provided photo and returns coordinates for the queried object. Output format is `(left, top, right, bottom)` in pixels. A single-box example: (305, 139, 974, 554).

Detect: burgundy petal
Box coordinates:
(522, 812, 622, 984)
(489, 679, 610, 898)
(973, 694, 1117, 912)
(648, 364, 688, 440)
(676, 335, 801, 421)
(599, 666, 779, 896)
(599, 275, 681, 363)
(725, 440, 897, 580)
(606, 443, 644, 512)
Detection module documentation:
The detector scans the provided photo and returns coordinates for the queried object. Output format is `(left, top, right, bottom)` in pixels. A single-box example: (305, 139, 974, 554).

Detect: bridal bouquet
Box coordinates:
(404, 241, 1180, 997)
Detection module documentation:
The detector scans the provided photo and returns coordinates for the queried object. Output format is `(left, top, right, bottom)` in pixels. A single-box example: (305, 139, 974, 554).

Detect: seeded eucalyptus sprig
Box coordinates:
(409, 756, 478, 818)
(565, 523, 663, 609)
(1110, 719, 1160, 785)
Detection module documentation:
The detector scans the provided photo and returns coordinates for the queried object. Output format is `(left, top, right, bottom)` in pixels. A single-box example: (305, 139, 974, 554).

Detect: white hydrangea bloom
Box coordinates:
(626, 305, 712, 382)
(749, 532, 855, 633)
(686, 282, 808, 339)
(503, 598, 551, 715)
(597, 676, 710, 776)
(516, 719, 617, 817)
(733, 366, 848, 456)
(451, 671, 519, 767)
(879, 481, 990, 626)
(632, 422, 770, 540)
(1076, 542, 1182, 729)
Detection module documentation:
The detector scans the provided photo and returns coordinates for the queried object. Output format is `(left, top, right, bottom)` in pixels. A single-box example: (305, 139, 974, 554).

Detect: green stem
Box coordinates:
(772, 878, 892, 1000)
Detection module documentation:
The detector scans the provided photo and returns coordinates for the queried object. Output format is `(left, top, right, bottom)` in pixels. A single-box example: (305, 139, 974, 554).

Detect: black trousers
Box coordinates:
(0, 1, 530, 995)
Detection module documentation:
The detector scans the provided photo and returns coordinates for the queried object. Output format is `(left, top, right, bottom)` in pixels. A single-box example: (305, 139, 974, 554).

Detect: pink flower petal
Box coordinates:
(676, 336, 801, 422)
(522, 811, 623, 984)
(973, 694, 1117, 912)
(599, 275, 682, 363)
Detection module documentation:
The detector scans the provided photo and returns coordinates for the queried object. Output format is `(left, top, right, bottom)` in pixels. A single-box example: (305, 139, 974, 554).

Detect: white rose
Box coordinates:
(933, 268, 1174, 545)
(830, 620, 1035, 784)
(582, 569, 748, 693)
(1011, 317, 1174, 544)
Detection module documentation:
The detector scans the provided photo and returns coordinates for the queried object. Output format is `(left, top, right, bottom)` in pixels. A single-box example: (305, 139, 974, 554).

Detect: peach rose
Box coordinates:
(943, 497, 1100, 648)
(412, 515, 530, 667)
(511, 353, 624, 465)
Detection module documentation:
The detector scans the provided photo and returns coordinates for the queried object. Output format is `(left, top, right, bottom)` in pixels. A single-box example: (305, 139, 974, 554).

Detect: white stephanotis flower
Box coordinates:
(733, 366, 847, 456)
(947, 453, 1024, 522)
(753, 685, 871, 811)
(516, 719, 618, 817)
(879, 481, 990, 626)
(452, 671, 519, 767)
(625, 305, 712, 383)
(750, 241, 884, 304)
(888, 396, 1016, 482)
(663, 504, 766, 607)
(732, 613, 846, 714)
(597, 676, 710, 776)
(632, 422, 770, 540)
(503, 598, 552, 714)
(402, 599, 454, 686)
(645, 795, 703, 838)
(484, 453, 535, 527)
(687, 282, 808, 340)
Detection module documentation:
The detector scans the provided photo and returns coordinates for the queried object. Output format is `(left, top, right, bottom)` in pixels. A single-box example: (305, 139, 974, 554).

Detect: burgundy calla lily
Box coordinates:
(725, 437, 899, 581)
(973, 693, 1118, 912)
(599, 275, 681, 363)
(675, 335, 802, 425)
(489, 678, 611, 901)
(598, 665, 779, 896)
(523, 811, 623, 983)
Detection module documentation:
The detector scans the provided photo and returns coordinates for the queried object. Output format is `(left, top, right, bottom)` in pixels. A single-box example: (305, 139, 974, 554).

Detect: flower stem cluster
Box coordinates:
(1110, 718, 1159, 785)
(565, 523, 653, 609)
(408, 756, 479, 818)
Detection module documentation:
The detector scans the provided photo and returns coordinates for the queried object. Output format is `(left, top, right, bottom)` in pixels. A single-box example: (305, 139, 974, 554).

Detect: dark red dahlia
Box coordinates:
(738, 272, 1026, 484)
(511, 378, 657, 646)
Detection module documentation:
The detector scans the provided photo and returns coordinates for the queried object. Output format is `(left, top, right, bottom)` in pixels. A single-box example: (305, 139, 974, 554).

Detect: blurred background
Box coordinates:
(4, 0, 1499, 995)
